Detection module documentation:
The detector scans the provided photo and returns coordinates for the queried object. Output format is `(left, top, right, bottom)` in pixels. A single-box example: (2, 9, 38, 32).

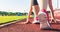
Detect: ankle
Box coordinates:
(34, 16, 39, 20)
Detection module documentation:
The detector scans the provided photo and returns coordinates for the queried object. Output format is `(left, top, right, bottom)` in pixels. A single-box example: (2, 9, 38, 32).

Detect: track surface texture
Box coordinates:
(0, 10, 60, 32)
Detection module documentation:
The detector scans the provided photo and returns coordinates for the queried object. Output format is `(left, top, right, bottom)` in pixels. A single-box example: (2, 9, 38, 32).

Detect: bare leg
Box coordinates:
(37, 0, 48, 10)
(27, 0, 40, 24)
(33, 5, 39, 18)
(32, 5, 40, 23)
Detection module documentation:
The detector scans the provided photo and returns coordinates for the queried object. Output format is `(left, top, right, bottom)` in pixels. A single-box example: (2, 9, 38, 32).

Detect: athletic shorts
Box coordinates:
(32, 0, 38, 6)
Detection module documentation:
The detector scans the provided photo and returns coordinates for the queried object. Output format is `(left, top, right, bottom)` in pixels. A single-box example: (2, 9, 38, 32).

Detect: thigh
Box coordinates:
(31, 0, 38, 6)
(37, 0, 48, 9)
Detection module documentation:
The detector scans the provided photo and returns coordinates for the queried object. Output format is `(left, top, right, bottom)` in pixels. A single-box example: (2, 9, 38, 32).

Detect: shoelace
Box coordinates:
(36, 16, 39, 21)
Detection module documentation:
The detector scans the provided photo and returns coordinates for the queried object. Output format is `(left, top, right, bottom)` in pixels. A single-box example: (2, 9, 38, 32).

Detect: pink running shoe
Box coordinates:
(38, 10, 51, 30)
(32, 16, 40, 24)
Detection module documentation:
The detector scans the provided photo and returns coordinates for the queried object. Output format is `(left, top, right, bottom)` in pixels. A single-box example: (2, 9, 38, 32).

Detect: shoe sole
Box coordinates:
(41, 27, 51, 30)
(32, 21, 40, 24)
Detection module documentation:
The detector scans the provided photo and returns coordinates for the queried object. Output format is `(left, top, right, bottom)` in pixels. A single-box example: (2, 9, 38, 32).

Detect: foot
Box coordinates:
(32, 16, 40, 24)
(50, 18, 57, 23)
(32, 20, 40, 24)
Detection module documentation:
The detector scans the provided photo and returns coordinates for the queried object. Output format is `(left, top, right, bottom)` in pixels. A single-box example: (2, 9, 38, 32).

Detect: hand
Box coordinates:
(50, 18, 56, 23)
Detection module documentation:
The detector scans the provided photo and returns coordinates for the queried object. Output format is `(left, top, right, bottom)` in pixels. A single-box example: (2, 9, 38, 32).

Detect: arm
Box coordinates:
(48, 0, 54, 19)
(27, 0, 33, 19)
(27, 5, 32, 18)
(48, 0, 57, 23)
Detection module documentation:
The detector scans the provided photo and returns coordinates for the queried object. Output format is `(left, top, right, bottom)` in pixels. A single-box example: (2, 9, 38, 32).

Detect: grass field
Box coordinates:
(0, 16, 27, 24)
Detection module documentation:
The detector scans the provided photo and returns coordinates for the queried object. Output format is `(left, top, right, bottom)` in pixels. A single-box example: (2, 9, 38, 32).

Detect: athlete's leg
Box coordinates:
(26, 0, 40, 24)
(32, 0, 40, 23)
(32, 5, 40, 23)
(24, 0, 40, 24)
(37, 0, 48, 10)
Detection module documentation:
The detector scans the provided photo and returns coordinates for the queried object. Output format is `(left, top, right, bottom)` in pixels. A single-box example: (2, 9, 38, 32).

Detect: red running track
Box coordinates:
(0, 10, 60, 32)
(0, 18, 60, 32)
